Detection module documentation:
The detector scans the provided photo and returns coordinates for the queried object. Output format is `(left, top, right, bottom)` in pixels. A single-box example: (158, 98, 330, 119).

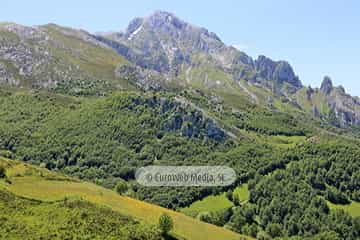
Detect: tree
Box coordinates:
(228, 212, 247, 232)
(198, 211, 212, 223)
(115, 179, 128, 195)
(0, 166, 5, 178)
(158, 213, 173, 235)
(266, 223, 283, 238)
(313, 231, 341, 240)
(233, 194, 240, 206)
(226, 189, 233, 201)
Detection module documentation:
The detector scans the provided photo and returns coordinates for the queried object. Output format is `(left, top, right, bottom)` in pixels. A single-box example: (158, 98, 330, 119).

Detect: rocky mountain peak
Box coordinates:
(104, 11, 227, 73)
(320, 76, 333, 95)
(143, 11, 221, 41)
(146, 11, 183, 29)
(255, 55, 302, 90)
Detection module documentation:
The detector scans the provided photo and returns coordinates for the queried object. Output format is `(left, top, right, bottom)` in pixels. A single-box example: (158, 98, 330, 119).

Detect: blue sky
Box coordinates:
(2, 0, 359, 96)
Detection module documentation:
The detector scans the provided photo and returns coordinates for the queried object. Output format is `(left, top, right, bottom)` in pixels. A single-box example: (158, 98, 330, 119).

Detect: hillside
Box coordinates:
(1, 12, 360, 127)
(0, 10, 359, 240)
(0, 23, 133, 95)
(0, 87, 359, 239)
(0, 157, 250, 240)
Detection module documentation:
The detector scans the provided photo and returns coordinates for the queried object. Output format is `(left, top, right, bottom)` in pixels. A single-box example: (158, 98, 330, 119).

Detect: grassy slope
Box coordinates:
(181, 184, 250, 217)
(0, 157, 252, 240)
(328, 201, 360, 217)
(233, 184, 250, 203)
(180, 193, 233, 217)
(0, 189, 161, 240)
(43, 24, 129, 81)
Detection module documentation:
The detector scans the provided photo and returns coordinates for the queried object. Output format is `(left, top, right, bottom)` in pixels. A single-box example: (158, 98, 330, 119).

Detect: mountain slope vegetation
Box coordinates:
(0, 10, 359, 240)
(0, 157, 249, 240)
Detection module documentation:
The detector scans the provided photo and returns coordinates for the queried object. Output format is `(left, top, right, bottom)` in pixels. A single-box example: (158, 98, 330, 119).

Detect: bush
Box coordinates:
(232, 194, 240, 206)
(326, 188, 350, 205)
(225, 190, 233, 201)
(266, 223, 283, 238)
(0, 166, 5, 178)
(158, 213, 173, 235)
(115, 179, 128, 195)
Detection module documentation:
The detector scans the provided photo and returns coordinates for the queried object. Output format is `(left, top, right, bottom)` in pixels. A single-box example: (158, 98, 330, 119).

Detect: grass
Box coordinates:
(263, 135, 306, 149)
(0, 158, 252, 240)
(180, 184, 250, 217)
(233, 184, 250, 203)
(0, 189, 156, 240)
(180, 193, 233, 217)
(327, 201, 360, 217)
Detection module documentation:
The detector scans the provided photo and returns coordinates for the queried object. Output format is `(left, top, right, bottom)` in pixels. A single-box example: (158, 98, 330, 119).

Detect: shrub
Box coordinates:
(266, 223, 283, 238)
(225, 190, 233, 201)
(158, 213, 173, 235)
(115, 179, 128, 195)
(0, 166, 6, 178)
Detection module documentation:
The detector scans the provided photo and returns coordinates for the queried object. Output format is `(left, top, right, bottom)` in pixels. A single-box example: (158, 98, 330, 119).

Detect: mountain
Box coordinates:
(96, 11, 360, 127)
(0, 11, 360, 240)
(0, 22, 132, 95)
(97, 11, 301, 93)
(1, 11, 359, 127)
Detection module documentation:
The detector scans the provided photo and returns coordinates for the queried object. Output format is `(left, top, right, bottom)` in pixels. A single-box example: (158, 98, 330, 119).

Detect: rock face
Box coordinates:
(157, 97, 226, 141)
(96, 11, 304, 95)
(114, 64, 164, 91)
(100, 11, 230, 74)
(254, 55, 302, 92)
(0, 62, 19, 85)
(320, 76, 333, 95)
(316, 76, 360, 127)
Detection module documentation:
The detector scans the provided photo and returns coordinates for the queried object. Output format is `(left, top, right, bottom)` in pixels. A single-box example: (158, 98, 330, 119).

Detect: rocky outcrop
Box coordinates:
(142, 95, 227, 141)
(0, 62, 19, 85)
(98, 11, 254, 75)
(114, 64, 164, 91)
(320, 76, 333, 95)
(254, 55, 302, 91)
(318, 77, 360, 127)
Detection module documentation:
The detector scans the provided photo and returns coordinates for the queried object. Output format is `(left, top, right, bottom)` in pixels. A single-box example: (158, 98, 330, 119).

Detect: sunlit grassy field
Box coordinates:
(233, 184, 250, 203)
(328, 201, 360, 217)
(181, 184, 250, 217)
(180, 193, 233, 217)
(0, 158, 252, 240)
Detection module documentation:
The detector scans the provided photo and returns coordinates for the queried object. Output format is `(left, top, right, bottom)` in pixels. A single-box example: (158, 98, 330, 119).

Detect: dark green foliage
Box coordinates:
(115, 179, 128, 195)
(232, 194, 240, 206)
(0, 165, 5, 178)
(248, 140, 360, 239)
(0, 90, 230, 208)
(266, 223, 283, 238)
(0, 88, 359, 239)
(181, 90, 308, 137)
(158, 213, 173, 235)
(228, 205, 257, 235)
(197, 208, 232, 227)
(0, 89, 300, 210)
(326, 187, 350, 204)
(226, 189, 233, 201)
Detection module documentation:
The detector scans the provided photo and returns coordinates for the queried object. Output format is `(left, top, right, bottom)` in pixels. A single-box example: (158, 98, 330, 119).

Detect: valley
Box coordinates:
(0, 9, 359, 240)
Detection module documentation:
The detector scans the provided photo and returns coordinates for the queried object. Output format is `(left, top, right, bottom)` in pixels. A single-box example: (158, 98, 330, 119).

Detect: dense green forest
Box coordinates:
(0, 88, 359, 239)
